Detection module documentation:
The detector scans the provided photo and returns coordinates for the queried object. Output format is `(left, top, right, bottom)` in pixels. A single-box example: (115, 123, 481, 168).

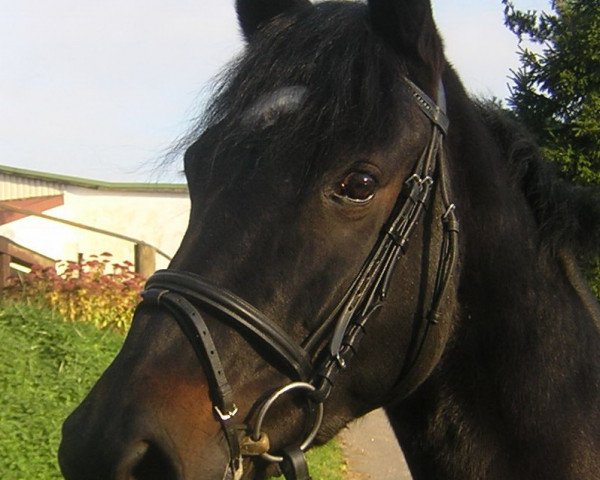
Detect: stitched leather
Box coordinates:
(145, 270, 313, 381)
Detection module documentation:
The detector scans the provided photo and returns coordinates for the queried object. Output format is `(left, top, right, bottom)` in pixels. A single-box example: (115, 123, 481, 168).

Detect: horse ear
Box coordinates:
(236, 0, 311, 40)
(368, 0, 444, 81)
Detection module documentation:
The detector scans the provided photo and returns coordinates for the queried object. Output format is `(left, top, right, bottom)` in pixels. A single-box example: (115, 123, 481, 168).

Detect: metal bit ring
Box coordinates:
(252, 382, 324, 463)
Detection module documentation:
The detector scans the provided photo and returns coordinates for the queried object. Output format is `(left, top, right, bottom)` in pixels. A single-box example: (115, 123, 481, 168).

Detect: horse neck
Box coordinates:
(386, 75, 600, 480)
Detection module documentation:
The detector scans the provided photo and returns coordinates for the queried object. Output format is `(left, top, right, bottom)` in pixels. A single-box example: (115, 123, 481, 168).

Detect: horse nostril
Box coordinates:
(118, 441, 179, 480)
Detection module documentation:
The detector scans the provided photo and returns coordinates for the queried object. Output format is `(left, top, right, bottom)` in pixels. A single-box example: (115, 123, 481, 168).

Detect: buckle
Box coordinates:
(214, 404, 238, 421)
(442, 203, 456, 220)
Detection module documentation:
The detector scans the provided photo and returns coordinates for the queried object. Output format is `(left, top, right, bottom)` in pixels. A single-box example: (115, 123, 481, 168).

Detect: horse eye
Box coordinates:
(338, 172, 377, 202)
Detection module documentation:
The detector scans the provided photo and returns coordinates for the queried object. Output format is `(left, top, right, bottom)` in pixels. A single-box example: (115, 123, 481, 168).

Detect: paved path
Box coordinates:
(338, 409, 412, 480)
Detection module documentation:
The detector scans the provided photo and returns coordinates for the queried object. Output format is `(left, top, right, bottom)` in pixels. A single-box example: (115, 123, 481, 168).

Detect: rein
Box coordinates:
(140, 77, 458, 480)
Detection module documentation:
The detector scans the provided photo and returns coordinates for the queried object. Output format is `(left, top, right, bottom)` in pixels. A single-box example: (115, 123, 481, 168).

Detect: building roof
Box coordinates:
(0, 164, 188, 194)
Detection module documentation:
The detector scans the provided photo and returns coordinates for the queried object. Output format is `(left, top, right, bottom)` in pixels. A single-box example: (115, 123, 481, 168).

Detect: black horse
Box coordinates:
(58, 1, 600, 479)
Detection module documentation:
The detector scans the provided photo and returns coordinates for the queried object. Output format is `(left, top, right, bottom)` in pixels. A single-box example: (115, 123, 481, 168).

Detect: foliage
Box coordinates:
(589, 257, 600, 299)
(3, 253, 144, 334)
(0, 302, 123, 479)
(0, 302, 348, 479)
(502, 0, 600, 185)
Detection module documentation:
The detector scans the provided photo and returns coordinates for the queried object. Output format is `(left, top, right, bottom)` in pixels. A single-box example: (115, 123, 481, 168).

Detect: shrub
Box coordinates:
(3, 253, 144, 334)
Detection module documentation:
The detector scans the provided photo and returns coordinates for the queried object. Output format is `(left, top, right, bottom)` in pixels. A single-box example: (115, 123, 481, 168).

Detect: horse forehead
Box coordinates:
(242, 85, 307, 127)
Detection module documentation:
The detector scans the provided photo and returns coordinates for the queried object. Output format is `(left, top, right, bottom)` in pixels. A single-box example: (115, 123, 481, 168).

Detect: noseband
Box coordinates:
(141, 77, 458, 480)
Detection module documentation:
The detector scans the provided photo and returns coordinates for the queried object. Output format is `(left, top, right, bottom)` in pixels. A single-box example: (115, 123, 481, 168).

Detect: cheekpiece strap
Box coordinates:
(402, 76, 449, 134)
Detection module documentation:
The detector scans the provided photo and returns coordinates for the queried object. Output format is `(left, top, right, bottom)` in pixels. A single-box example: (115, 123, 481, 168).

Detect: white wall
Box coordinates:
(0, 185, 190, 271)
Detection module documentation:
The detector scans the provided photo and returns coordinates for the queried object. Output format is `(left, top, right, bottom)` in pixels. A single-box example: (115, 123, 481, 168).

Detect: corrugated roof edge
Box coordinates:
(0, 164, 188, 193)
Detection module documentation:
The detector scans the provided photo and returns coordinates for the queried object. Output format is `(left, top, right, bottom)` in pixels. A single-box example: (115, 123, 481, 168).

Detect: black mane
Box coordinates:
(478, 102, 600, 257)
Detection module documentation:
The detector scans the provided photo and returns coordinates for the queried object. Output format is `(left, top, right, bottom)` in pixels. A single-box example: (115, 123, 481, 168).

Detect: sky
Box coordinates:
(0, 0, 550, 183)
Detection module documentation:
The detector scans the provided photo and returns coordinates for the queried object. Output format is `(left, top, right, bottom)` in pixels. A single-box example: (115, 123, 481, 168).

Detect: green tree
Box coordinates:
(503, 0, 600, 185)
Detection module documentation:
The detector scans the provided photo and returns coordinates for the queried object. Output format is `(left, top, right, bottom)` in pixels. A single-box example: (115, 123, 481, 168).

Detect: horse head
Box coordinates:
(58, 2, 458, 478)
(58, 1, 600, 479)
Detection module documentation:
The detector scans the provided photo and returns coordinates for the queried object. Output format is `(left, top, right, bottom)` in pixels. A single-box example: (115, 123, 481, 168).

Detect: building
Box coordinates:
(0, 165, 190, 273)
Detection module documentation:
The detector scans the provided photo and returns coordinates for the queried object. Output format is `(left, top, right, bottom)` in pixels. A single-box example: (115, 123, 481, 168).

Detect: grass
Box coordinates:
(0, 302, 123, 479)
(0, 301, 346, 479)
(306, 441, 347, 480)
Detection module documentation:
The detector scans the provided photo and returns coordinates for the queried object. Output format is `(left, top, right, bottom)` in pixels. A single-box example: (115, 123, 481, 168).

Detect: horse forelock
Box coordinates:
(176, 2, 424, 191)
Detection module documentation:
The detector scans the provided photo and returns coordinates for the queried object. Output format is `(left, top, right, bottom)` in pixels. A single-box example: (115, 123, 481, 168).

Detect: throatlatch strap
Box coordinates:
(280, 446, 310, 480)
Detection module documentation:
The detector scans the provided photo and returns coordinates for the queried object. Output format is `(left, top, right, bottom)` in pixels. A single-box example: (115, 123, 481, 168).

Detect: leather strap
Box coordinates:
(140, 289, 242, 476)
(280, 446, 310, 480)
(402, 76, 449, 134)
(308, 79, 455, 401)
(142, 290, 234, 413)
(146, 270, 313, 381)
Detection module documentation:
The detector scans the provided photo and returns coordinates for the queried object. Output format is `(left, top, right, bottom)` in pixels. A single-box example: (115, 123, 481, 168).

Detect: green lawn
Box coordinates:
(0, 302, 346, 479)
(0, 303, 123, 479)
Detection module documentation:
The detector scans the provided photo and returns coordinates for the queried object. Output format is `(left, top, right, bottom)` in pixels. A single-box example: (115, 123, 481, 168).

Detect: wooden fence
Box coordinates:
(0, 204, 171, 282)
(0, 236, 55, 289)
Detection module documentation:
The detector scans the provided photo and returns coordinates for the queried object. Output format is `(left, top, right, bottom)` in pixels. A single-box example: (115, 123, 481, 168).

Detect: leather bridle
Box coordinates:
(140, 76, 458, 480)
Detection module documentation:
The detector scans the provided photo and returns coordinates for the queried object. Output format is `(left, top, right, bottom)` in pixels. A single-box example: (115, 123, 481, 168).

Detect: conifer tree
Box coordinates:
(503, 0, 600, 185)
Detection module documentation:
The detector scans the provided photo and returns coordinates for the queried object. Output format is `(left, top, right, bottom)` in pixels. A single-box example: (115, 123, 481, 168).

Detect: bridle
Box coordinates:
(140, 76, 458, 480)
(141, 76, 457, 480)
